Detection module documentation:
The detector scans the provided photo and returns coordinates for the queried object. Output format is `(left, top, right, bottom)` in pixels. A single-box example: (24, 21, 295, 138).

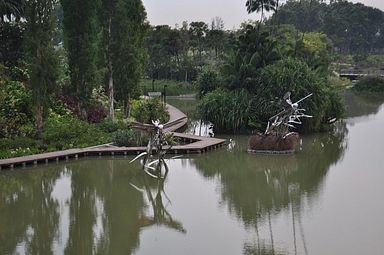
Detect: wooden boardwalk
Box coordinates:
(0, 104, 226, 170)
(339, 70, 384, 80)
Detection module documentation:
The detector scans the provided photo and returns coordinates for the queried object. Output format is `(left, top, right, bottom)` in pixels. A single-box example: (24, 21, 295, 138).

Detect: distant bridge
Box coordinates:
(339, 69, 384, 80)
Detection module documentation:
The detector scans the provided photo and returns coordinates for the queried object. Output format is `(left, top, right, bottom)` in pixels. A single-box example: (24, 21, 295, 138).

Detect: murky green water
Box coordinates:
(1, 91, 384, 255)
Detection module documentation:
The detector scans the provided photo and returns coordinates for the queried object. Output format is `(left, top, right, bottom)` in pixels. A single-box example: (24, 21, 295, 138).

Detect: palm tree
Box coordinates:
(245, 0, 277, 22)
(0, 0, 24, 22)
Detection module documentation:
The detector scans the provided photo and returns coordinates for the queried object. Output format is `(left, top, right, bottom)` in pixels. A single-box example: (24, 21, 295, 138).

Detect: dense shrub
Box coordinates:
(130, 98, 170, 124)
(98, 118, 129, 133)
(0, 80, 34, 138)
(57, 95, 107, 123)
(42, 112, 111, 149)
(112, 129, 137, 147)
(353, 76, 384, 93)
(196, 68, 219, 97)
(0, 147, 42, 159)
(0, 137, 41, 150)
(199, 58, 344, 133)
(0, 137, 45, 159)
(254, 58, 344, 132)
(198, 88, 256, 132)
(57, 95, 80, 116)
(87, 104, 107, 123)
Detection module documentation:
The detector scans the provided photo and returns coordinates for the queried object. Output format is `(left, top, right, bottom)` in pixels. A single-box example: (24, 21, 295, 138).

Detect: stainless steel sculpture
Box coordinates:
(249, 92, 313, 153)
(130, 119, 179, 178)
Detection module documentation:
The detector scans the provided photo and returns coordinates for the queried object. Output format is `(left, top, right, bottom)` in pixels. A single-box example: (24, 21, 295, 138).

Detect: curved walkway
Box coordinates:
(0, 104, 226, 170)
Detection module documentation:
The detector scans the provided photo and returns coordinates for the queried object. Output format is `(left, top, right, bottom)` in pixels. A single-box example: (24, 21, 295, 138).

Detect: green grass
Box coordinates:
(140, 79, 197, 96)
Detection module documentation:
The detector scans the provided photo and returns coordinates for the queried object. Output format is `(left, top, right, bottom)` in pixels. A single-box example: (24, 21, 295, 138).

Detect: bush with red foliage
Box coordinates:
(57, 95, 106, 123)
(87, 104, 107, 123)
(57, 95, 80, 116)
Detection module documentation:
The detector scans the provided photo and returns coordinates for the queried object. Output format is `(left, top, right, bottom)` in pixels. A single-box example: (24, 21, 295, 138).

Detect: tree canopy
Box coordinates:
(268, 0, 384, 54)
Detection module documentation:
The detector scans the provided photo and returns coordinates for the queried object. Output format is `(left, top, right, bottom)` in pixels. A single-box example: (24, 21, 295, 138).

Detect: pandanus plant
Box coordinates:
(130, 120, 180, 178)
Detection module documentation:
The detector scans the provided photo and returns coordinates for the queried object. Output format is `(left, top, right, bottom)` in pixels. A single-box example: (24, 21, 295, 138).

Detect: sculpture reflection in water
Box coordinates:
(193, 120, 348, 254)
(129, 171, 186, 234)
(129, 119, 186, 233)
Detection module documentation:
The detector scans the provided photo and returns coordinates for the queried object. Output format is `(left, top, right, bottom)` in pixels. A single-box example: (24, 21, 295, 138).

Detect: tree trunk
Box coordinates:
(123, 97, 130, 119)
(36, 103, 44, 138)
(108, 62, 114, 120)
(107, 17, 114, 120)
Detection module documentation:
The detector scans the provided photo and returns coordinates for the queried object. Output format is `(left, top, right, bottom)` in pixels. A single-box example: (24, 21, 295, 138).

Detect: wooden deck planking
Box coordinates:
(0, 103, 226, 170)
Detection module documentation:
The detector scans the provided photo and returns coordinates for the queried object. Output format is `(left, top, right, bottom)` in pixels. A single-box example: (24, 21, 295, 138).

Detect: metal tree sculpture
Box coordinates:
(264, 92, 313, 135)
(130, 120, 179, 178)
(248, 92, 314, 153)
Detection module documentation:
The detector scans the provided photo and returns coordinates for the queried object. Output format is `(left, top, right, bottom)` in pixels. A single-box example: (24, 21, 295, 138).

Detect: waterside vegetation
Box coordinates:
(1, 0, 384, 158)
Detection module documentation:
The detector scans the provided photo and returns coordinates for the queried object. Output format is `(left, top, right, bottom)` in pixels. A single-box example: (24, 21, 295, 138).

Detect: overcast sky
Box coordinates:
(142, 0, 384, 29)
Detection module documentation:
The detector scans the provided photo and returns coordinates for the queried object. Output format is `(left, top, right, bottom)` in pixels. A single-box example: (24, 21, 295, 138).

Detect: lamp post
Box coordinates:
(163, 85, 167, 104)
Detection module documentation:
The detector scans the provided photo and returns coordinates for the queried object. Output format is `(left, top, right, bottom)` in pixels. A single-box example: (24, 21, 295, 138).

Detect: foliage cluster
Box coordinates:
(0, 80, 34, 138)
(144, 19, 231, 82)
(198, 24, 344, 133)
(269, 0, 384, 54)
(2, 0, 148, 140)
(254, 58, 344, 132)
(57, 95, 107, 123)
(196, 68, 219, 97)
(198, 89, 255, 132)
(41, 111, 111, 150)
(130, 98, 170, 124)
(112, 129, 148, 147)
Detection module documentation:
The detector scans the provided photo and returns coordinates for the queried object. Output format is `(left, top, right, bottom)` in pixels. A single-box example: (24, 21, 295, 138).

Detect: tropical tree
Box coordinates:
(25, 0, 58, 137)
(145, 25, 174, 80)
(179, 21, 192, 81)
(246, 0, 277, 21)
(207, 17, 226, 58)
(0, 0, 25, 22)
(221, 24, 279, 91)
(189, 21, 208, 63)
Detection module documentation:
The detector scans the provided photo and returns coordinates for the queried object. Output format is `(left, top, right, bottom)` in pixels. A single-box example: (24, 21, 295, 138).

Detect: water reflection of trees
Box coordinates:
(343, 90, 384, 118)
(0, 158, 185, 254)
(0, 168, 61, 254)
(191, 122, 348, 254)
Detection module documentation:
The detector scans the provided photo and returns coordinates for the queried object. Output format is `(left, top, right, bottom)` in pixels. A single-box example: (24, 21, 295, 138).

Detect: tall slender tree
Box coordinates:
(25, 0, 58, 137)
(112, 0, 147, 117)
(61, 0, 99, 117)
(100, 0, 116, 120)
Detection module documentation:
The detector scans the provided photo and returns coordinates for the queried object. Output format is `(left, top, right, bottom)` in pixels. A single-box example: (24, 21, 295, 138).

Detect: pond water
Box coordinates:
(1, 91, 384, 255)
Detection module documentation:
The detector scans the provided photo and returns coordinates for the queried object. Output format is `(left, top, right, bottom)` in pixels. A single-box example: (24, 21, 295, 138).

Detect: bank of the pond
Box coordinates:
(0, 104, 226, 170)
